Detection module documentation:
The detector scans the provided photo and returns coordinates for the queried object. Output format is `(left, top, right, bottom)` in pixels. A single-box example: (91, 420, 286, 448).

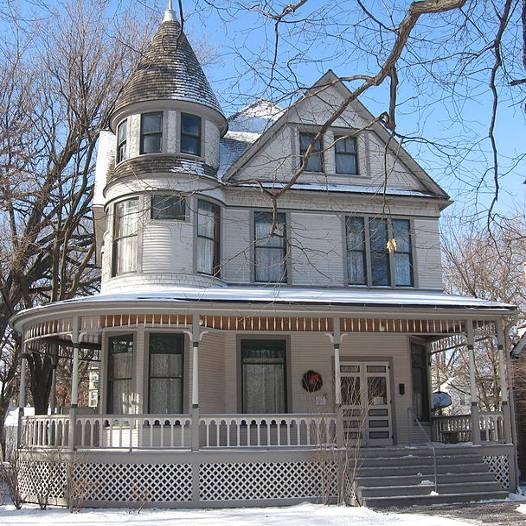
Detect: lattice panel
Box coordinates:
(483, 455, 510, 489)
(200, 461, 337, 501)
(19, 460, 67, 501)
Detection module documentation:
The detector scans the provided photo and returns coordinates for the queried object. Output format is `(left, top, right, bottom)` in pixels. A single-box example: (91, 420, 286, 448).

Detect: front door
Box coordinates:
(340, 361, 393, 446)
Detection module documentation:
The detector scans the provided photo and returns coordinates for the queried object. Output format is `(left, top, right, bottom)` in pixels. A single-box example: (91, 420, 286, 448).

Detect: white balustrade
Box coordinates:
(22, 415, 69, 448)
(199, 414, 337, 448)
(431, 411, 504, 444)
(479, 412, 504, 442)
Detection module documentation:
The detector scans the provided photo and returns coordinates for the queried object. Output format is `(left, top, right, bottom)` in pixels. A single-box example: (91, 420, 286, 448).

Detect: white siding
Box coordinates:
(414, 218, 442, 290)
(221, 208, 252, 283)
(199, 332, 226, 413)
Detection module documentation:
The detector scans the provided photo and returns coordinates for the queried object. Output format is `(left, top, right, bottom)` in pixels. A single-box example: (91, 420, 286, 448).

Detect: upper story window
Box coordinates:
(140, 112, 163, 154)
(335, 135, 358, 175)
(117, 120, 127, 163)
(346, 216, 414, 288)
(151, 194, 186, 220)
(299, 132, 323, 172)
(196, 199, 220, 276)
(112, 197, 139, 276)
(254, 211, 287, 283)
(181, 113, 202, 156)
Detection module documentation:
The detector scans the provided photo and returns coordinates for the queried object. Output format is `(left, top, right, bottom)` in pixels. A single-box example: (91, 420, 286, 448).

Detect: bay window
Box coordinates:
(149, 333, 184, 414)
(196, 200, 220, 276)
(299, 132, 323, 172)
(241, 340, 287, 413)
(181, 113, 202, 156)
(254, 211, 287, 283)
(112, 197, 139, 276)
(140, 112, 163, 154)
(107, 335, 134, 414)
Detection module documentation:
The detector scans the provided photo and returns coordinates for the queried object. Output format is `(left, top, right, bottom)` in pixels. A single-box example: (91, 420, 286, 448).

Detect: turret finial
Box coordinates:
(163, 0, 176, 22)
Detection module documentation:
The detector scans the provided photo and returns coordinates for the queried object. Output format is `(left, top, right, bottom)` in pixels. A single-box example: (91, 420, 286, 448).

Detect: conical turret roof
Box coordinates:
(112, 19, 224, 120)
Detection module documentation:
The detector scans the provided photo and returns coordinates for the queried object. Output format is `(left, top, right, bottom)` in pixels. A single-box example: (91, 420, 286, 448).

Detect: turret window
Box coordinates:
(117, 120, 127, 163)
(151, 194, 186, 220)
(112, 198, 139, 276)
(181, 113, 202, 156)
(196, 200, 220, 276)
(140, 112, 163, 154)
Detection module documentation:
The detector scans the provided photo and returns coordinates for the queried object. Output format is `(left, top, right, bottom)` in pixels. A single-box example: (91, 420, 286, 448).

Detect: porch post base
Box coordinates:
(502, 400, 512, 443)
(69, 405, 78, 451)
(471, 402, 481, 445)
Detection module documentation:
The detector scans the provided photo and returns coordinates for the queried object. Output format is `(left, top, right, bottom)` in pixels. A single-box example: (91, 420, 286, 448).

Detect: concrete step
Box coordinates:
(359, 454, 483, 468)
(358, 462, 489, 477)
(356, 471, 496, 487)
(358, 446, 480, 458)
(358, 481, 504, 498)
(362, 490, 509, 508)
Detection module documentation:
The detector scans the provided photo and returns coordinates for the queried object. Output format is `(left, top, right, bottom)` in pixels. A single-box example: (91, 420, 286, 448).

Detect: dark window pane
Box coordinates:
(141, 134, 162, 154)
(142, 112, 162, 133)
(299, 132, 322, 172)
(347, 217, 365, 250)
(335, 136, 358, 174)
(335, 136, 356, 153)
(108, 335, 133, 414)
(369, 218, 390, 286)
(395, 253, 412, 286)
(393, 219, 410, 252)
(197, 200, 220, 276)
(181, 113, 201, 136)
(117, 120, 127, 163)
(392, 219, 413, 286)
(118, 120, 127, 142)
(181, 135, 200, 156)
(151, 194, 186, 220)
(346, 217, 366, 285)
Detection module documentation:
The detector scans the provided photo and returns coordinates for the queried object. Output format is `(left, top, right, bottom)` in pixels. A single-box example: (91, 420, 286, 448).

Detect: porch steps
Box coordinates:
(355, 447, 508, 507)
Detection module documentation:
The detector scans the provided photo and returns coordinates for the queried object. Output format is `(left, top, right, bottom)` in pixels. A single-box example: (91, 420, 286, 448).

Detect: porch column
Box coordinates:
(191, 317, 200, 451)
(17, 344, 27, 448)
(49, 343, 58, 414)
(466, 319, 481, 445)
(496, 318, 513, 443)
(332, 318, 344, 448)
(69, 317, 80, 450)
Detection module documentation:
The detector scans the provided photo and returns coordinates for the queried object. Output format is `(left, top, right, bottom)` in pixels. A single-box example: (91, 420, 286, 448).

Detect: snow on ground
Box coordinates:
(0, 502, 475, 526)
(517, 503, 526, 514)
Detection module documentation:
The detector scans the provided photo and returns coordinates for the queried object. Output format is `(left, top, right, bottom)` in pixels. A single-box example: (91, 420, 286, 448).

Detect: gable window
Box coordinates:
(117, 120, 127, 163)
(196, 200, 220, 276)
(140, 112, 162, 154)
(335, 136, 358, 174)
(369, 218, 390, 286)
(107, 335, 134, 414)
(151, 194, 186, 220)
(112, 197, 139, 276)
(254, 211, 287, 283)
(299, 132, 323, 172)
(393, 219, 413, 286)
(181, 113, 202, 156)
(149, 333, 184, 414)
(345, 217, 367, 285)
(241, 340, 287, 413)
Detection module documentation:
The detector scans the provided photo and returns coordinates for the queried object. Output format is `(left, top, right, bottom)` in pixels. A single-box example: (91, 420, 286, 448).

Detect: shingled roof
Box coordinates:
(112, 19, 224, 119)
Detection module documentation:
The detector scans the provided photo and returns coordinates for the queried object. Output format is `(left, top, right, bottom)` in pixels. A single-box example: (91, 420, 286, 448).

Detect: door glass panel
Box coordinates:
(368, 408, 388, 416)
(369, 431, 390, 439)
(369, 420, 389, 428)
(368, 376, 387, 405)
(341, 364, 360, 373)
(341, 376, 360, 405)
(367, 365, 387, 373)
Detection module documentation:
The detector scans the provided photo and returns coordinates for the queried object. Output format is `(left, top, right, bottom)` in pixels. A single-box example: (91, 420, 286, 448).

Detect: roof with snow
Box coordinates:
(112, 19, 224, 118)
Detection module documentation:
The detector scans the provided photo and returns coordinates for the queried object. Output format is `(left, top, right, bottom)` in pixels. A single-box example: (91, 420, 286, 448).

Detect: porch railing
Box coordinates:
(21, 413, 336, 450)
(431, 411, 505, 443)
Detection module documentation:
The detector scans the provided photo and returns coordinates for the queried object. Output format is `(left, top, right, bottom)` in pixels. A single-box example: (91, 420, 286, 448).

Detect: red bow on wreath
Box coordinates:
(302, 370, 323, 392)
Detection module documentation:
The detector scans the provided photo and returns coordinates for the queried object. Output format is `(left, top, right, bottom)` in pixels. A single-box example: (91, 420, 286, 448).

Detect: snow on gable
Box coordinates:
(229, 100, 284, 133)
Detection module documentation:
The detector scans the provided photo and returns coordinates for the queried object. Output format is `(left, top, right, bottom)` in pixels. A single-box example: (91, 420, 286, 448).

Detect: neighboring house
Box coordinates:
(11, 3, 517, 508)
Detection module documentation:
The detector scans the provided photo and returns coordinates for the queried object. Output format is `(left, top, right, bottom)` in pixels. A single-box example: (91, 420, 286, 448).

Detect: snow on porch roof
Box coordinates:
(44, 286, 514, 311)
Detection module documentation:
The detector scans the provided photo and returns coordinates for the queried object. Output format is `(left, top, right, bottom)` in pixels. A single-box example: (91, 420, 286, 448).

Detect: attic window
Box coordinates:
(181, 113, 202, 156)
(335, 136, 358, 175)
(140, 112, 163, 154)
(299, 132, 323, 172)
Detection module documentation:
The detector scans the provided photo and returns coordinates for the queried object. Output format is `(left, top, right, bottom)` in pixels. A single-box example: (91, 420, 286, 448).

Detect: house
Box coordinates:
(11, 3, 517, 508)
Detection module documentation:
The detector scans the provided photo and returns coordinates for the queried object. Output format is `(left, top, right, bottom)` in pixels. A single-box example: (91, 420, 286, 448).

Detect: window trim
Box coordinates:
(180, 112, 202, 157)
(117, 119, 127, 164)
(140, 111, 163, 155)
(299, 131, 324, 173)
(111, 197, 139, 277)
(334, 134, 359, 175)
(344, 214, 415, 289)
(253, 210, 288, 284)
(147, 332, 185, 415)
(150, 193, 186, 221)
(196, 198, 221, 277)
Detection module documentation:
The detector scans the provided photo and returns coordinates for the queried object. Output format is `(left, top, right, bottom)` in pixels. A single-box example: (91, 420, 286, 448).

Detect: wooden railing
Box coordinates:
(21, 413, 336, 450)
(431, 412, 505, 443)
(199, 414, 337, 448)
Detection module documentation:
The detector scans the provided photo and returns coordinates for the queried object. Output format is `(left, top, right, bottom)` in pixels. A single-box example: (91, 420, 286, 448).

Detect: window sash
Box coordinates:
(346, 217, 367, 285)
(299, 132, 323, 172)
(335, 136, 358, 174)
(117, 120, 127, 163)
(197, 200, 220, 276)
(140, 112, 163, 154)
(393, 219, 413, 287)
(151, 194, 186, 220)
(369, 218, 391, 286)
(254, 212, 287, 283)
(107, 335, 133, 414)
(112, 198, 139, 276)
(181, 113, 202, 156)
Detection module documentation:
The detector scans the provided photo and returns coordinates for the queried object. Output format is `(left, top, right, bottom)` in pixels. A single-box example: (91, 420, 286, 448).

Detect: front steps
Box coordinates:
(354, 446, 509, 507)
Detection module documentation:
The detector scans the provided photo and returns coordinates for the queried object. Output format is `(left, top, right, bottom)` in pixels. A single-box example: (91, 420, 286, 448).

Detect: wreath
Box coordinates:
(302, 370, 323, 393)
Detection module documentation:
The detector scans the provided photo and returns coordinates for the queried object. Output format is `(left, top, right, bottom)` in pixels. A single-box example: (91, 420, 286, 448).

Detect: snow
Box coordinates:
(517, 503, 526, 514)
(0, 502, 474, 526)
(4, 407, 34, 426)
(228, 100, 284, 134)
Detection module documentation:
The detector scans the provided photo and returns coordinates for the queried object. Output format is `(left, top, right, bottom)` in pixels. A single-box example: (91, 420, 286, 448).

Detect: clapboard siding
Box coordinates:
(221, 208, 252, 283)
(414, 218, 442, 290)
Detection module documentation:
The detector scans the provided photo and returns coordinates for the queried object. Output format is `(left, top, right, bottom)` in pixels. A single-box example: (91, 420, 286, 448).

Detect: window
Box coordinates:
(151, 194, 186, 220)
(181, 113, 202, 156)
(369, 218, 390, 286)
(346, 217, 367, 285)
(241, 340, 286, 413)
(149, 333, 184, 414)
(411, 344, 430, 421)
(196, 200, 220, 276)
(140, 112, 162, 154)
(107, 335, 133, 414)
(393, 219, 413, 286)
(299, 132, 323, 172)
(335, 136, 358, 174)
(254, 211, 287, 283)
(112, 198, 139, 276)
(117, 120, 127, 163)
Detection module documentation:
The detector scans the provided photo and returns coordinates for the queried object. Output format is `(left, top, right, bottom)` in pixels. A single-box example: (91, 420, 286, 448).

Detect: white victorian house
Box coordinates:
(12, 4, 518, 509)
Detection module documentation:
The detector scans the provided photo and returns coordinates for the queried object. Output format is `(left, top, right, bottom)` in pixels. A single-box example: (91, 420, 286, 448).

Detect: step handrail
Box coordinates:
(408, 407, 438, 495)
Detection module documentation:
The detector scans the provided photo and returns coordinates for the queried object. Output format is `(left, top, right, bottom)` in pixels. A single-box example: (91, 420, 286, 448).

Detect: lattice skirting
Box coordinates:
(19, 458, 337, 506)
(483, 455, 511, 489)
